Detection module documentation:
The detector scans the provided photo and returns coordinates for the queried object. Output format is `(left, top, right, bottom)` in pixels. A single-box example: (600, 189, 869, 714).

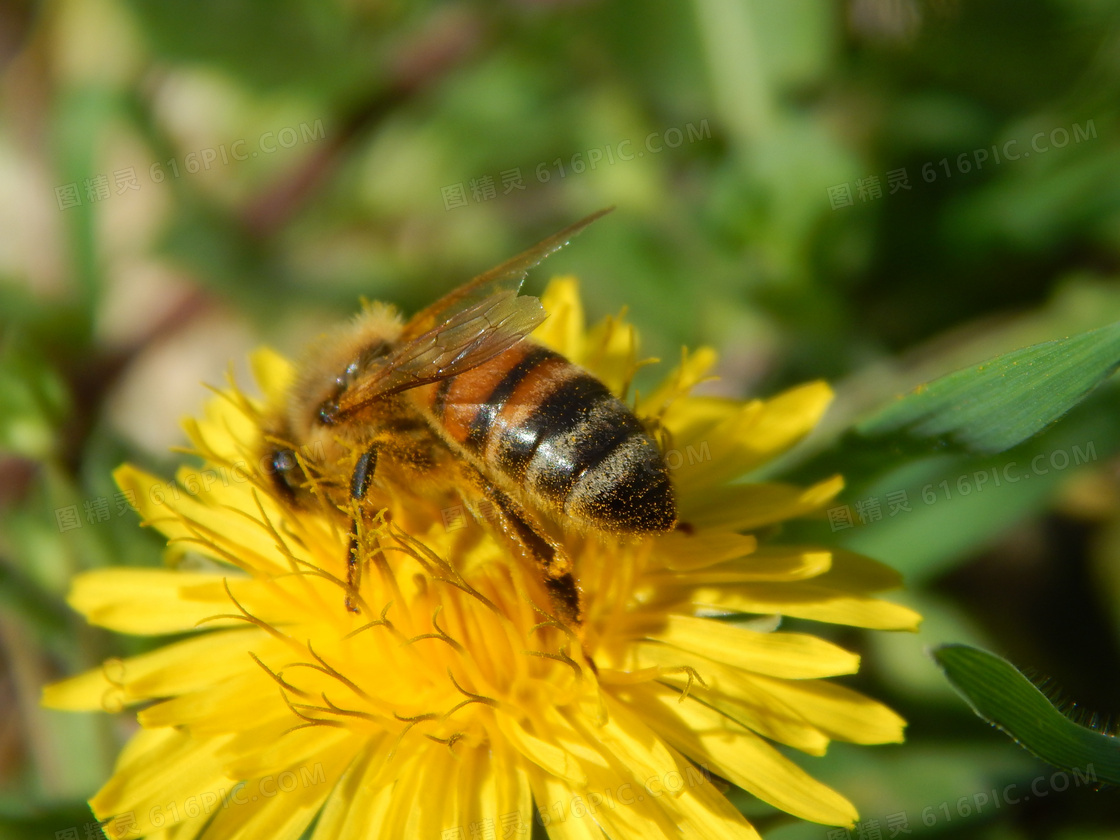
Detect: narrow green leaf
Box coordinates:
(859, 320, 1120, 454)
(932, 644, 1120, 784)
(834, 395, 1115, 582)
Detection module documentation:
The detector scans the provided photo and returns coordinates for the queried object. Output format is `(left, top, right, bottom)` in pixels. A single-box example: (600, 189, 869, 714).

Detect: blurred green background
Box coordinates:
(2, 1, 1120, 838)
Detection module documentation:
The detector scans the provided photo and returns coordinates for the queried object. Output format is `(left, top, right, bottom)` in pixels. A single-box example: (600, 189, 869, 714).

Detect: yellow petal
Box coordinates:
(576, 698, 764, 839)
(525, 767, 607, 840)
(496, 714, 588, 787)
(534, 276, 585, 358)
(749, 675, 907, 745)
(636, 644, 831, 755)
(189, 391, 261, 465)
(311, 736, 395, 840)
(413, 744, 463, 839)
(651, 531, 759, 571)
(540, 720, 682, 839)
(250, 346, 296, 402)
(89, 728, 238, 835)
(629, 682, 859, 827)
(67, 569, 242, 635)
(218, 726, 354, 784)
(688, 582, 923, 630)
(680, 475, 844, 532)
(582, 694, 682, 790)
(41, 665, 119, 712)
(822, 548, 906, 592)
(657, 395, 742, 443)
(42, 630, 266, 711)
(376, 748, 438, 838)
(491, 740, 533, 838)
(137, 676, 284, 734)
(431, 742, 532, 840)
(113, 466, 283, 575)
(638, 346, 720, 420)
(197, 737, 355, 840)
(672, 381, 834, 491)
(670, 751, 764, 840)
(646, 614, 860, 678)
(582, 312, 641, 396)
(650, 545, 830, 581)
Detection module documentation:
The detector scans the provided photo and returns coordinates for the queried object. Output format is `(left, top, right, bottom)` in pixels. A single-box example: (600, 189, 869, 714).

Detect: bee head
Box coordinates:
(288, 302, 404, 440)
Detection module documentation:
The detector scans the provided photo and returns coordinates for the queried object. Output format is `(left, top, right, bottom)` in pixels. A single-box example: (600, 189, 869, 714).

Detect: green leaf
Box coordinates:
(832, 392, 1117, 582)
(0, 337, 70, 459)
(932, 644, 1120, 784)
(858, 320, 1120, 454)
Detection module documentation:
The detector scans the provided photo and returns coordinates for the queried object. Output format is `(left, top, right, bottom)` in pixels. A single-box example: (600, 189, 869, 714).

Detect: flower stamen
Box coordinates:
(387, 523, 499, 614)
(658, 666, 708, 702)
(389, 712, 441, 759)
(426, 732, 466, 756)
(320, 692, 380, 723)
(344, 601, 402, 641)
(196, 580, 304, 656)
(284, 641, 370, 701)
(248, 651, 313, 699)
(521, 645, 583, 680)
(402, 605, 465, 653)
(443, 668, 499, 719)
(280, 690, 345, 733)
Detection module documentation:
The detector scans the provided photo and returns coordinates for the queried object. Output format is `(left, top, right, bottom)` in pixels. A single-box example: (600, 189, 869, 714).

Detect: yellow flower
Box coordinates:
(44, 279, 919, 840)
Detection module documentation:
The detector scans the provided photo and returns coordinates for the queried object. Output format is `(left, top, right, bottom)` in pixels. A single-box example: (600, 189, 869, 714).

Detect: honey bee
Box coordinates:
(263, 209, 676, 624)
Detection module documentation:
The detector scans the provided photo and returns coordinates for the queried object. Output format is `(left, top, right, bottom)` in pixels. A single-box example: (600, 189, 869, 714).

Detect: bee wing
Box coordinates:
(338, 289, 545, 410)
(337, 207, 613, 412)
(399, 207, 614, 341)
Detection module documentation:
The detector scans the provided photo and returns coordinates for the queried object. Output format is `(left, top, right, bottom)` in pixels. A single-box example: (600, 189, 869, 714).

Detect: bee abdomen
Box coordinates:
(441, 343, 676, 534)
(523, 378, 676, 533)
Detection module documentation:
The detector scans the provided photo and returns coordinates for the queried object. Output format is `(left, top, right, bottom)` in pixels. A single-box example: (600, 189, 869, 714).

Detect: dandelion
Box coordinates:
(44, 279, 919, 839)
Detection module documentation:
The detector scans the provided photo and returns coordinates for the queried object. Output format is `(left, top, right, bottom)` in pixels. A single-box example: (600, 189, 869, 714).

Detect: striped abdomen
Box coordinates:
(417, 342, 676, 533)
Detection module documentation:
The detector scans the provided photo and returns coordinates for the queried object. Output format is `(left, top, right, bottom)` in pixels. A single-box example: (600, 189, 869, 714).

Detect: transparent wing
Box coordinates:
(337, 207, 612, 413)
(338, 290, 544, 411)
(398, 207, 614, 341)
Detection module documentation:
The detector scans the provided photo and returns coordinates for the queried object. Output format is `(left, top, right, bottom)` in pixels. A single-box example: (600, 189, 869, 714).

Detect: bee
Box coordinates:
(262, 209, 676, 624)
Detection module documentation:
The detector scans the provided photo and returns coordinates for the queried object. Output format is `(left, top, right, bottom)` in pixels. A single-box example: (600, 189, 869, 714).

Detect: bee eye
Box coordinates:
(274, 449, 297, 472)
(267, 447, 303, 505)
(336, 360, 364, 391)
(318, 401, 340, 425)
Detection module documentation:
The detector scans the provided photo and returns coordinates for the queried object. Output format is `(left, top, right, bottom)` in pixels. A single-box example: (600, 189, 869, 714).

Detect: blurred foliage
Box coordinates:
(2, 0, 1120, 838)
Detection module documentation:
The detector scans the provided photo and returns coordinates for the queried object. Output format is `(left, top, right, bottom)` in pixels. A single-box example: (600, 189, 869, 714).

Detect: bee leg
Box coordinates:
(345, 445, 378, 613)
(467, 478, 582, 625)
